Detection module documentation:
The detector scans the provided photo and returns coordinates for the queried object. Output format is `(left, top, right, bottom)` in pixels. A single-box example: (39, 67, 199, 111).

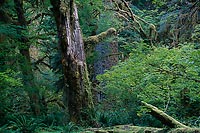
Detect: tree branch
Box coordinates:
(109, 0, 151, 41)
(84, 28, 116, 49)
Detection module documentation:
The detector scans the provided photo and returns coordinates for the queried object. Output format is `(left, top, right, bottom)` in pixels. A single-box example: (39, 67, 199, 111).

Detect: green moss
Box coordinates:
(85, 125, 200, 133)
(84, 28, 116, 51)
(83, 63, 94, 109)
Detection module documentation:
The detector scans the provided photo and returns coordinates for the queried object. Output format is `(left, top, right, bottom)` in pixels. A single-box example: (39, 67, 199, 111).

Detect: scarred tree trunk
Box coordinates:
(14, 0, 41, 115)
(51, 0, 94, 123)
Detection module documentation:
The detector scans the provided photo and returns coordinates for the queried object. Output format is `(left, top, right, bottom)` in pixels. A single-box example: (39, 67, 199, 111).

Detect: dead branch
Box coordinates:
(141, 101, 190, 128)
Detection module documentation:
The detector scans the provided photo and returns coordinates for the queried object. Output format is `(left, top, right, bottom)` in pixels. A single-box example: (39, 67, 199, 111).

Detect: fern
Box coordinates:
(9, 115, 46, 133)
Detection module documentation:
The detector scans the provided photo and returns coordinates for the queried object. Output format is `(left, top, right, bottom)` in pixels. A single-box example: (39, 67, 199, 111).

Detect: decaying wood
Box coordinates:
(141, 101, 190, 128)
(84, 102, 200, 133)
(85, 125, 200, 133)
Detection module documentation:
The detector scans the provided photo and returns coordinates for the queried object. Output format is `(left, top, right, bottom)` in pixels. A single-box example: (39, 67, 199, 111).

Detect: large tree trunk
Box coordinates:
(51, 0, 94, 123)
(14, 0, 41, 115)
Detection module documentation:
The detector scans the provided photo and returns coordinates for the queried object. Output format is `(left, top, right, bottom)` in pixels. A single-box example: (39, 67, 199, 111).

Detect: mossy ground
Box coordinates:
(84, 125, 200, 133)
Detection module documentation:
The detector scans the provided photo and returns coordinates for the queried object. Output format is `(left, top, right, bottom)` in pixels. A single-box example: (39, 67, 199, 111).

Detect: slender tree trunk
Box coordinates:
(14, 0, 41, 115)
(51, 0, 94, 123)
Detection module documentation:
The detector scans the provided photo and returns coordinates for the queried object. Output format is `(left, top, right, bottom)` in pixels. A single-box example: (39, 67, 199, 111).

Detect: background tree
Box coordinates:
(14, 0, 41, 115)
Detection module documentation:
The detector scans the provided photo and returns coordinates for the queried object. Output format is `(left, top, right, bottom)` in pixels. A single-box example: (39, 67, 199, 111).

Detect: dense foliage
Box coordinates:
(97, 43, 200, 127)
(0, 0, 199, 132)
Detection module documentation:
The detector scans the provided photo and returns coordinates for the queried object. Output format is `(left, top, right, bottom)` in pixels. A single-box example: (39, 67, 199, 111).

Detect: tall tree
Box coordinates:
(14, 0, 41, 115)
(50, 0, 94, 123)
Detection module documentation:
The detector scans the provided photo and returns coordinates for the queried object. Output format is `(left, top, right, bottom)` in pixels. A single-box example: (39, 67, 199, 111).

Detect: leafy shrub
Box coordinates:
(97, 43, 200, 127)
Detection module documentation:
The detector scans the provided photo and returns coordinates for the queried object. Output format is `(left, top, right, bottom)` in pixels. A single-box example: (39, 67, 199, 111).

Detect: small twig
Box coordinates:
(164, 91, 170, 112)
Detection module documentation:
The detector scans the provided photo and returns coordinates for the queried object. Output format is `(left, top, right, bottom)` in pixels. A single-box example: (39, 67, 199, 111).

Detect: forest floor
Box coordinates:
(83, 125, 200, 133)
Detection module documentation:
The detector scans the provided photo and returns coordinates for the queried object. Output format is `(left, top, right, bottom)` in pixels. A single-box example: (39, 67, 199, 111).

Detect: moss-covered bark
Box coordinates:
(85, 125, 200, 133)
(50, 0, 94, 124)
(84, 28, 116, 55)
(141, 101, 190, 128)
(84, 102, 200, 132)
(84, 28, 116, 46)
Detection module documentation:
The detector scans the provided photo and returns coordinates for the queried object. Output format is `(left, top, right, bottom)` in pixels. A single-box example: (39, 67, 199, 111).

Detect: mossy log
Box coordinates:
(84, 102, 200, 132)
(141, 101, 190, 128)
(85, 125, 200, 133)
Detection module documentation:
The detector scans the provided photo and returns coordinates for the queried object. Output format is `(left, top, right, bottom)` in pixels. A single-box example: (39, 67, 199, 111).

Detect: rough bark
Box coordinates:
(141, 101, 190, 128)
(50, 0, 94, 123)
(14, 0, 41, 115)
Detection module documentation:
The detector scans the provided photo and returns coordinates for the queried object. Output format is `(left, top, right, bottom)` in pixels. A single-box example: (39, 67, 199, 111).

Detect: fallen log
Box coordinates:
(85, 125, 200, 133)
(141, 101, 190, 128)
